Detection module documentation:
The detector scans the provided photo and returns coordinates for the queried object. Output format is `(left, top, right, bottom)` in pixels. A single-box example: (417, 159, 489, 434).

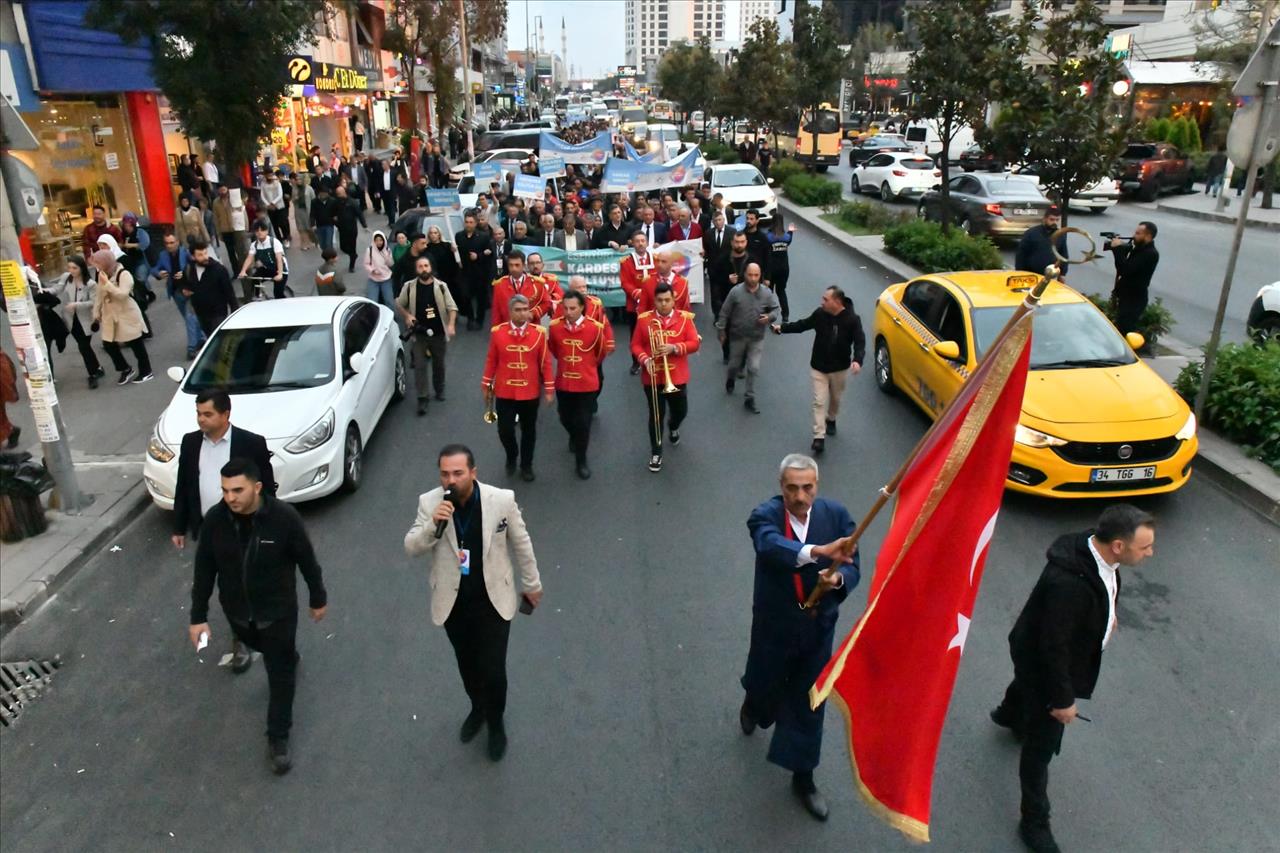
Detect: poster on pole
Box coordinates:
(540, 155, 566, 178)
(513, 173, 547, 200)
(426, 189, 462, 213)
(473, 161, 503, 183)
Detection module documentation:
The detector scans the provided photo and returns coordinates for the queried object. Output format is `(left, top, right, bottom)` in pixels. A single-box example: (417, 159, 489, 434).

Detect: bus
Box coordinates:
(777, 103, 842, 172)
(651, 100, 675, 122)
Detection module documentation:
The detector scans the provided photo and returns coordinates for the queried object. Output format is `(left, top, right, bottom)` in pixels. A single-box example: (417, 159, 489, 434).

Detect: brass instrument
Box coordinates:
(648, 322, 678, 394)
(483, 387, 497, 424)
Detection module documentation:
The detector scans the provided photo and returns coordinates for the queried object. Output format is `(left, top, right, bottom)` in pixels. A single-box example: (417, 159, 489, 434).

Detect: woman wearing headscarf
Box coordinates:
(174, 193, 208, 249)
(98, 231, 152, 338)
(424, 225, 462, 315)
(362, 229, 394, 307)
(89, 249, 153, 384)
(51, 256, 106, 388)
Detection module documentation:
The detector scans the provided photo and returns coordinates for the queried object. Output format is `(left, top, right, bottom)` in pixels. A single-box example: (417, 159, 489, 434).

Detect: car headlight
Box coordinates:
(147, 420, 175, 463)
(1014, 424, 1068, 448)
(285, 409, 335, 454)
(1175, 412, 1197, 441)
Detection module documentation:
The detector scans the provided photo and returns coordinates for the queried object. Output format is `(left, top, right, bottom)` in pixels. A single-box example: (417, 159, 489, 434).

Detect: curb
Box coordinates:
(1154, 201, 1280, 233)
(781, 197, 1280, 527)
(0, 481, 153, 638)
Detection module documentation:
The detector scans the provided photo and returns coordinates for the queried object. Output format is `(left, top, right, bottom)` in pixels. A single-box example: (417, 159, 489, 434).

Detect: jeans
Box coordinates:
(727, 336, 765, 397)
(229, 615, 299, 741)
(444, 595, 510, 726)
(1205, 174, 1224, 196)
(366, 278, 394, 308)
(172, 292, 205, 354)
(643, 383, 688, 455)
(495, 396, 540, 470)
(316, 225, 335, 252)
(411, 332, 447, 400)
(68, 316, 102, 377)
(102, 337, 152, 377)
(810, 367, 848, 438)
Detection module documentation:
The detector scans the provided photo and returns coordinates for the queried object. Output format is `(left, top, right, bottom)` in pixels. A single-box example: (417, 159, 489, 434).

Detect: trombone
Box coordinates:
(647, 321, 678, 452)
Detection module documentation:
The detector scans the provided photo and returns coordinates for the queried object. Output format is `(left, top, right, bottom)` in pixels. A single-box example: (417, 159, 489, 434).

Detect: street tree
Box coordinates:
(908, 0, 1026, 232)
(791, 0, 848, 171)
(733, 18, 795, 151)
(656, 37, 723, 139)
(982, 0, 1130, 223)
(87, 0, 323, 170)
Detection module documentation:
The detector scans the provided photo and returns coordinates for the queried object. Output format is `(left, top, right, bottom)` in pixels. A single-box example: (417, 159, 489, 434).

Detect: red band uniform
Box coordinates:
(549, 314, 614, 470)
(483, 321, 554, 473)
(491, 273, 552, 326)
(630, 308, 701, 460)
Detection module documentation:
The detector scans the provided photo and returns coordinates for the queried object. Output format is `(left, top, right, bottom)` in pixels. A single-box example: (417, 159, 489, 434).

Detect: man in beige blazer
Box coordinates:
(404, 443, 543, 761)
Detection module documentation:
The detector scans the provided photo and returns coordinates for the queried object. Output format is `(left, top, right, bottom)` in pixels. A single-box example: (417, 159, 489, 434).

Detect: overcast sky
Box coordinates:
(506, 0, 743, 80)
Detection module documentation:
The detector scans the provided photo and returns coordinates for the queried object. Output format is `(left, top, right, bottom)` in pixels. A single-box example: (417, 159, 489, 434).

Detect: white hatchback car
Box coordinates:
(850, 151, 942, 201)
(143, 297, 406, 508)
(701, 163, 778, 222)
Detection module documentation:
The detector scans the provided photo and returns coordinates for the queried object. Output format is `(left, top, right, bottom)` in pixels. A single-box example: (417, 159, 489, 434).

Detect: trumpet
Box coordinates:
(648, 323, 678, 395)
(483, 388, 497, 424)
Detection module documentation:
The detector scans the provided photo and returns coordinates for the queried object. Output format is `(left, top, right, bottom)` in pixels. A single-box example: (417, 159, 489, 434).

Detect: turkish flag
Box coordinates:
(810, 313, 1033, 843)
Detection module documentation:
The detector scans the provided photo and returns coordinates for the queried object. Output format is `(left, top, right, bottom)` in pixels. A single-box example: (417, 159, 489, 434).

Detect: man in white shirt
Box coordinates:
(202, 155, 220, 196)
(992, 504, 1157, 853)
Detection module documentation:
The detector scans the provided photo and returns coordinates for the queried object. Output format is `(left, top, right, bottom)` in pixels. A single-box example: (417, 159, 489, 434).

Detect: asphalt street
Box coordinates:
(824, 154, 1278, 348)
(2, 216, 1278, 853)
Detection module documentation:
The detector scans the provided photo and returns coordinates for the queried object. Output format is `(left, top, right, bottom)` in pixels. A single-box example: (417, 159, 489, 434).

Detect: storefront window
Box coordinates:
(13, 97, 146, 235)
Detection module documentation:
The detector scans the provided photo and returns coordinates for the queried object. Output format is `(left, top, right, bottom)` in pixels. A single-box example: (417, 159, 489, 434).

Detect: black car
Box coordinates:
(848, 134, 912, 168)
(958, 145, 1005, 172)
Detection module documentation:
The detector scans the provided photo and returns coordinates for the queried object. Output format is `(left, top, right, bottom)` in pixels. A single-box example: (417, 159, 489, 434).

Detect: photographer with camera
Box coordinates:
(395, 256, 457, 416)
(1104, 222, 1159, 336)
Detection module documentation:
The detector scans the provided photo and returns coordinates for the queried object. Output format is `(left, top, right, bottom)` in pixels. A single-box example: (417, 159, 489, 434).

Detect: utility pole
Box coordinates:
(0, 180, 88, 511)
(456, 0, 475, 162)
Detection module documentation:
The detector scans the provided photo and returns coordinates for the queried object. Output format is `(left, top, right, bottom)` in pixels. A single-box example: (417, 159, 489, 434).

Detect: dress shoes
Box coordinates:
(811, 438, 825, 455)
(739, 699, 757, 736)
(1018, 820, 1061, 853)
(520, 468, 536, 482)
(725, 377, 735, 394)
(744, 396, 760, 414)
(459, 708, 484, 743)
(825, 419, 837, 436)
(417, 399, 429, 416)
(505, 458, 518, 477)
(990, 705, 1024, 741)
(268, 738, 292, 775)
(791, 776, 829, 822)
(576, 462, 591, 480)
(488, 721, 508, 761)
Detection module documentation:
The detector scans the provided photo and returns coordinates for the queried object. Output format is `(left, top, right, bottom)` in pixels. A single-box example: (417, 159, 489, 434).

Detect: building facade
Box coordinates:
(740, 0, 779, 38)
(625, 0, 726, 67)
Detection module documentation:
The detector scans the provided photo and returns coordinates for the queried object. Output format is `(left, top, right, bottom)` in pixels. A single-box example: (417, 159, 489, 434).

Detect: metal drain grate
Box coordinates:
(0, 659, 60, 727)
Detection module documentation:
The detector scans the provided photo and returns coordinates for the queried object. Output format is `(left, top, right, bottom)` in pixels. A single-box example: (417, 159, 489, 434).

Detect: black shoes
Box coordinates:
(1018, 820, 1061, 853)
(739, 699, 756, 736)
(459, 708, 484, 743)
(811, 438, 825, 455)
(417, 399, 428, 416)
(744, 396, 760, 414)
(230, 640, 253, 674)
(505, 458, 518, 476)
(725, 377, 735, 394)
(629, 362, 642, 375)
(648, 454, 662, 473)
(434, 392, 445, 401)
(520, 468, 536, 482)
(268, 738, 292, 775)
(576, 462, 591, 480)
(116, 367, 134, 385)
(791, 774, 829, 821)
(132, 372, 155, 384)
(990, 705, 1024, 741)
(88, 368, 104, 389)
(488, 721, 508, 762)
(825, 419, 837, 436)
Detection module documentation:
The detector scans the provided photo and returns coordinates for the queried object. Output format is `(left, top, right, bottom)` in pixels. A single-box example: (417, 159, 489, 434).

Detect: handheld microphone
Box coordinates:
(434, 487, 456, 538)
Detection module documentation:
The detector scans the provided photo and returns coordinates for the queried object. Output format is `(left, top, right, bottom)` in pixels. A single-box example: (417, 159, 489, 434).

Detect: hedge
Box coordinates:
(833, 200, 913, 233)
(1086, 293, 1175, 351)
(1174, 343, 1280, 473)
(769, 158, 806, 184)
(701, 139, 732, 162)
(783, 173, 843, 209)
(881, 220, 1003, 273)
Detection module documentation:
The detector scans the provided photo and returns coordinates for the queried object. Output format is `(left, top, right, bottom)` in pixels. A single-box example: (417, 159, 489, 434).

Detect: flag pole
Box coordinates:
(801, 229, 1098, 611)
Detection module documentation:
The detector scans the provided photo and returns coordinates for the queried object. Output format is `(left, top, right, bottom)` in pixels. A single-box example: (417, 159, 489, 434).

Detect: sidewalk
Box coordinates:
(1157, 187, 1280, 232)
(781, 197, 1280, 525)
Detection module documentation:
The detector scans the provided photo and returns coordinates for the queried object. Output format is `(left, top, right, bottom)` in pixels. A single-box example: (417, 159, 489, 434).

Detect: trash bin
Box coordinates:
(0, 451, 55, 542)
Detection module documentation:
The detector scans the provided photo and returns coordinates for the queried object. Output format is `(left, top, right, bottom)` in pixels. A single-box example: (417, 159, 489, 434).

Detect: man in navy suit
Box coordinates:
(740, 453, 860, 822)
(633, 205, 667, 247)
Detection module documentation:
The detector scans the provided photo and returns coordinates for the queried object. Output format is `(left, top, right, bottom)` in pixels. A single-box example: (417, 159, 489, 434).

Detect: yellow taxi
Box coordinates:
(872, 271, 1198, 498)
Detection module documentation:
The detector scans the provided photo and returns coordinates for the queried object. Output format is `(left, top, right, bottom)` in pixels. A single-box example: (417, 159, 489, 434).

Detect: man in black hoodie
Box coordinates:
(773, 286, 865, 454)
(189, 457, 327, 776)
(991, 504, 1156, 853)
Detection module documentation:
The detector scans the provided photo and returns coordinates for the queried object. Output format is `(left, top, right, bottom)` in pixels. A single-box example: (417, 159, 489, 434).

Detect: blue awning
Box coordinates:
(20, 0, 156, 94)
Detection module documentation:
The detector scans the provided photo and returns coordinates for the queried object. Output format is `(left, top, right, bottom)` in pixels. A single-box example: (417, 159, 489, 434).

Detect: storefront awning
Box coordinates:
(1125, 60, 1229, 87)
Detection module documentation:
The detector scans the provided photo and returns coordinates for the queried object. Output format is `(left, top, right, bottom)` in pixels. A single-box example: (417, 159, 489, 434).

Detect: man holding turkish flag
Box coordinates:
(808, 311, 1033, 843)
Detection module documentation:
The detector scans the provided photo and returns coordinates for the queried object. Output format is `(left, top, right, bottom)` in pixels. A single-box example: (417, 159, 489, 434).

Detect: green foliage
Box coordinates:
(728, 18, 795, 139)
(657, 37, 723, 135)
(87, 0, 322, 168)
(1174, 343, 1280, 472)
(1086, 293, 1175, 349)
(910, 0, 1026, 233)
(783, 174, 843, 209)
(769, 158, 806, 183)
(718, 150, 741, 164)
(1165, 117, 1188, 150)
(981, 0, 1130, 224)
(1188, 150, 1214, 181)
(1146, 117, 1172, 142)
(792, 1, 848, 168)
(701, 139, 733, 162)
(882, 220, 1004, 272)
(833, 200, 912, 233)
(1182, 117, 1203, 153)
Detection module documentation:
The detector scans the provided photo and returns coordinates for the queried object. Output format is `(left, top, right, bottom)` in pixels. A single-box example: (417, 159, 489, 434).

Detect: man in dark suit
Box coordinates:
(633, 205, 667, 247)
(593, 204, 634, 250)
(702, 210, 735, 264)
(990, 504, 1156, 853)
(171, 389, 277, 672)
(364, 156, 384, 214)
(183, 240, 242, 332)
(740, 454, 859, 822)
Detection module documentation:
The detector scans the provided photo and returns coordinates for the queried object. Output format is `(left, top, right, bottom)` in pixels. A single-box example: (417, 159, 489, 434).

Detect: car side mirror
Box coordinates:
(767, 177, 776, 186)
(166, 366, 186, 383)
(932, 340, 962, 361)
(349, 351, 368, 375)
(1125, 332, 1145, 352)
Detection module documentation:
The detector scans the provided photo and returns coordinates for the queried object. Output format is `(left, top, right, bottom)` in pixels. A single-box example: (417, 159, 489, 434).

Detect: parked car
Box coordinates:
(701, 163, 777, 222)
(916, 172, 1053, 241)
(903, 119, 975, 164)
(958, 145, 1006, 172)
(847, 134, 912, 168)
(850, 151, 941, 201)
(1012, 163, 1122, 214)
(1117, 142, 1192, 201)
(144, 297, 406, 508)
(1248, 281, 1280, 346)
(448, 147, 533, 184)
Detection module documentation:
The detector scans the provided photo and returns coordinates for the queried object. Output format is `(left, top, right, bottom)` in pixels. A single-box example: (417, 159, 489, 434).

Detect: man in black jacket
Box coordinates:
(773, 286, 866, 454)
(456, 212, 496, 330)
(182, 241, 241, 335)
(990, 504, 1156, 853)
(1014, 207, 1068, 279)
(593, 204, 634, 250)
(1107, 221, 1159, 336)
(741, 210, 770, 277)
(189, 457, 327, 776)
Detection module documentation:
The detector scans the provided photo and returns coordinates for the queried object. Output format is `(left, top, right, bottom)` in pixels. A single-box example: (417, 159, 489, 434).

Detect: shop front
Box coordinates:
(280, 55, 383, 163)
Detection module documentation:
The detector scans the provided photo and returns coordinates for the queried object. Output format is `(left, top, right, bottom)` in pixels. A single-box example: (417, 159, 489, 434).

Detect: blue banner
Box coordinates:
(602, 146, 701, 193)
(623, 138, 662, 163)
(426, 189, 462, 212)
(539, 130, 613, 165)
(513, 173, 547, 200)
(540, 155, 566, 178)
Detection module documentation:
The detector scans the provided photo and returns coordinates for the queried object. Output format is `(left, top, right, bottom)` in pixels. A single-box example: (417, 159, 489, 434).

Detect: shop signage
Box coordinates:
(287, 55, 370, 92)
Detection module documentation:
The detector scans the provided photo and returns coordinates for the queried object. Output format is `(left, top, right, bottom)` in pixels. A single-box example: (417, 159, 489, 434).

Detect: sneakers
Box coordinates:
(825, 419, 837, 436)
(669, 428, 681, 446)
(811, 438, 825, 455)
(268, 738, 292, 775)
(116, 367, 135, 385)
(230, 639, 253, 674)
(744, 396, 760, 414)
(132, 372, 154, 384)
(648, 454, 663, 472)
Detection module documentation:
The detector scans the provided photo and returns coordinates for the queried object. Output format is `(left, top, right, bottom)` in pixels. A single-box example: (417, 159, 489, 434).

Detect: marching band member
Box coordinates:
(549, 290, 614, 480)
(482, 295, 554, 481)
(630, 283, 700, 473)
(525, 252, 565, 318)
(490, 251, 552, 326)
(636, 251, 692, 314)
(619, 231, 655, 375)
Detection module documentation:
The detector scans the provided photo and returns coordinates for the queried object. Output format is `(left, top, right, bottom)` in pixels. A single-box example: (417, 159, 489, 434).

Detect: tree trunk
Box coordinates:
(939, 114, 953, 235)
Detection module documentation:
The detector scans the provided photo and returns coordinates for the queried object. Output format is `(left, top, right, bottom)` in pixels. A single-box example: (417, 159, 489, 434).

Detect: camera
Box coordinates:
(400, 324, 435, 342)
(1099, 231, 1132, 251)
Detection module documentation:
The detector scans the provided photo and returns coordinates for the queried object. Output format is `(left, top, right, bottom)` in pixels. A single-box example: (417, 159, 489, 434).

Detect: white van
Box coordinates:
(903, 119, 975, 165)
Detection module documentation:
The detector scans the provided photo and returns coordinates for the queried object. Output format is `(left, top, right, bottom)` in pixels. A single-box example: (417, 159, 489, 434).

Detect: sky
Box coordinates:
(506, 0, 743, 81)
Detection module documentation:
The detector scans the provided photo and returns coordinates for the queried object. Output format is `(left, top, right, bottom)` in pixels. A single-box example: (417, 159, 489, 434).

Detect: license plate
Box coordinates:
(1090, 466, 1156, 483)
(1011, 208, 1036, 216)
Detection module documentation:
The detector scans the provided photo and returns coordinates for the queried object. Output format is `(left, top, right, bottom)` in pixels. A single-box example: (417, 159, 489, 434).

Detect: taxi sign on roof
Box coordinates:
(1006, 273, 1039, 289)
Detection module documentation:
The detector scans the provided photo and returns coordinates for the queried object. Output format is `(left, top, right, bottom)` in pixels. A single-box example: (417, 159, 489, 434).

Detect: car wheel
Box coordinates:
(341, 425, 363, 493)
(916, 201, 929, 220)
(880, 182, 894, 202)
(851, 174, 861, 194)
(391, 350, 407, 402)
(958, 215, 973, 235)
(815, 164, 829, 173)
(1138, 180, 1158, 202)
(874, 338, 895, 395)
(1252, 313, 1280, 346)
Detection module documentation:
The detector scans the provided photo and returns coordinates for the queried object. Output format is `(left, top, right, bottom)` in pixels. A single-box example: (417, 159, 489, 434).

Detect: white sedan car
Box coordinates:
(143, 297, 406, 508)
(850, 151, 942, 201)
(1012, 164, 1121, 214)
(448, 148, 534, 185)
(701, 163, 778, 222)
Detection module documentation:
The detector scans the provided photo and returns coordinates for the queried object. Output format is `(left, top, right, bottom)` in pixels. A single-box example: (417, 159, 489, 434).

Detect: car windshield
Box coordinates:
(185, 324, 336, 393)
(900, 158, 935, 170)
(985, 179, 1045, 199)
(971, 303, 1136, 368)
(869, 136, 908, 148)
(713, 168, 766, 188)
(1123, 144, 1157, 159)
(622, 107, 647, 122)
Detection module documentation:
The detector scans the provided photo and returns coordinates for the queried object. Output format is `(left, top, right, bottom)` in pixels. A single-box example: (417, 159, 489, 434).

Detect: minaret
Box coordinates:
(561, 17, 568, 86)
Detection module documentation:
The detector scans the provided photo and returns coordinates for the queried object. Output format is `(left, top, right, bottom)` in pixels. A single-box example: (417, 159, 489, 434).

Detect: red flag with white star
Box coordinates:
(810, 313, 1033, 843)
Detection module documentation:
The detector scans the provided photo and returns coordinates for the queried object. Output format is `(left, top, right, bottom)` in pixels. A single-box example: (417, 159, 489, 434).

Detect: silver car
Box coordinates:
(917, 172, 1053, 241)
